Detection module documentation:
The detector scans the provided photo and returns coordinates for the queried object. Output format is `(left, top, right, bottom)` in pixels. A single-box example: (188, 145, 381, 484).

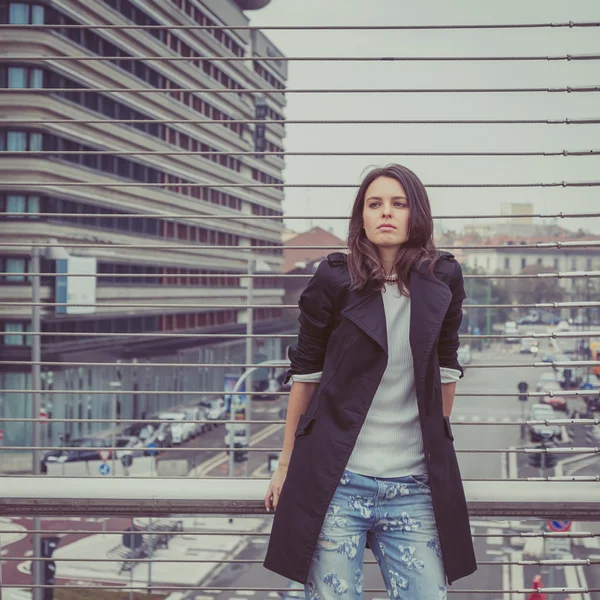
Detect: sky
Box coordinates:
(247, 0, 599, 240)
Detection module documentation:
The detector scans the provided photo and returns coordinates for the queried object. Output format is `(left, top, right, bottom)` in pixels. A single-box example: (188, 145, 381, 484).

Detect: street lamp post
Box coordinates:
(30, 242, 69, 600)
(227, 359, 290, 477)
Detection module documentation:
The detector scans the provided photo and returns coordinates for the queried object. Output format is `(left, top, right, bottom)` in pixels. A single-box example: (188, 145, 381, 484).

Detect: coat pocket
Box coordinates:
(294, 413, 315, 438)
(443, 416, 454, 441)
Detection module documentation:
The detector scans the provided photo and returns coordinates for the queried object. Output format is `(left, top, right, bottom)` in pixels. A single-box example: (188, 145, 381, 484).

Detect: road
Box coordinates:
(193, 340, 598, 600)
(2, 340, 597, 600)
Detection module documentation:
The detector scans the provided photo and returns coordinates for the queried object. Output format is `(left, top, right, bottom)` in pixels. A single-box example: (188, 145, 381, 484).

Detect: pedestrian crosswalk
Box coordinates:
(453, 415, 515, 423)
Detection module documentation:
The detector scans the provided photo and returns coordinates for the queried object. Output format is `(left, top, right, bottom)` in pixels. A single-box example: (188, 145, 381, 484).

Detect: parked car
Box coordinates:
(504, 321, 519, 344)
(114, 435, 145, 460)
(457, 344, 472, 366)
(557, 320, 571, 332)
(182, 406, 207, 437)
(201, 398, 227, 425)
(539, 381, 568, 413)
(520, 334, 539, 355)
(255, 377, 281, 400)
(528, 404, 562, 442)
(42, 437, 112, 470)
(138, 421, 172, 451)
(535, 371, 560, 392)
(158, 411, 191, 445)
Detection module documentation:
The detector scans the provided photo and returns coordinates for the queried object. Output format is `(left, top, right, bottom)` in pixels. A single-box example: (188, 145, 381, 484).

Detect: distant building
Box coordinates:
(0, 0, 287, 446)
(282, 226, 345, 273)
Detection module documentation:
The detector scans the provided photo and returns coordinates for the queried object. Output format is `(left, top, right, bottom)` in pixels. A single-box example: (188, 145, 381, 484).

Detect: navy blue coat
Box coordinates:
(263, 251, 476, 585)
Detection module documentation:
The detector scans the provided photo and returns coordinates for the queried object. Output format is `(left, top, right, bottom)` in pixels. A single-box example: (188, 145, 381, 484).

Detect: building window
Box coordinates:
(571, 258, 577, 270)
(537, 258, 543, 265)
(4, 322, 25, 345)
(504, 257, 510, 270)
(4, 257, 27, 282)
(521, 258, 526, 269)
(587, 258, 593, 271)
(554, 258, 559, 268)
(9, 3, 30, 23)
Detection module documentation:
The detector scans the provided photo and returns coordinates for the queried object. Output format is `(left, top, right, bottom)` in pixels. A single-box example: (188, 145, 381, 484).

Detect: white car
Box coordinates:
(182, 406, 207, 437)
(557, 320, 571, 332)
(535, 371, 560, 392)
(527, 404, 562, 442)
(504, 321, 519, 344)
(158, 411, 190, 445)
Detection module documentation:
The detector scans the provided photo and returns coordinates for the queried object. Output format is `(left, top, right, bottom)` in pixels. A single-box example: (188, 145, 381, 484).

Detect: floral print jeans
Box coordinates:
(305, 469, 446, 600)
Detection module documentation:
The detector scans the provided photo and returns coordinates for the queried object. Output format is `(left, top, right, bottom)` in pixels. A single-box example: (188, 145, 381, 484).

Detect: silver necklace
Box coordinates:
(384, 273, 398, 283)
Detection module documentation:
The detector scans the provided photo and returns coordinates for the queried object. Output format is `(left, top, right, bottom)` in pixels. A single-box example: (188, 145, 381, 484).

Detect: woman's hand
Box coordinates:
(264, 464, 288, 512)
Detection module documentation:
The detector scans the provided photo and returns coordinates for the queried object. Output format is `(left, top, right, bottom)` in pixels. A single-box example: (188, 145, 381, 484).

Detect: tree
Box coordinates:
(461, 265, 512, 334)
(508, 265, 566, 305)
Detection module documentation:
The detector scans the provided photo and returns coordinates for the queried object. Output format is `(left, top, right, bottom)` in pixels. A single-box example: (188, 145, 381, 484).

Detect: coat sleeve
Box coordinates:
(283, 260, 335, 385)
(437, 259, 467, 378)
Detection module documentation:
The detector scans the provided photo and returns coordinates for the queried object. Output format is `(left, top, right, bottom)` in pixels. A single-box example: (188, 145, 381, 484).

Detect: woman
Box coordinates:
(263, 164, 476, 599)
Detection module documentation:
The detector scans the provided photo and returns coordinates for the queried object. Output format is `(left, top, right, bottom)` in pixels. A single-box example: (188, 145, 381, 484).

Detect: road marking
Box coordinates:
(235, 591, 256, 596)
(487, 528, 504, 545)
(191, 423, 283, 477)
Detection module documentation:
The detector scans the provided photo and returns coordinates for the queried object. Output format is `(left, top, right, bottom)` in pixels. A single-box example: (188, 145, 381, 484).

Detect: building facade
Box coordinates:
(0, 0, 288, 447)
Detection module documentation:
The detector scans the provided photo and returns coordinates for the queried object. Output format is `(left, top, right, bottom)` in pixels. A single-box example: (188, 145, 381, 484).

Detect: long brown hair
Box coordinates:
(347, 164, 438, 294)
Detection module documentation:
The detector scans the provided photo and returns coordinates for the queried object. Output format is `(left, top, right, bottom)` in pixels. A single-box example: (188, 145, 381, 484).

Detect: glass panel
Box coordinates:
(7, 67, 27, 88)
(27, 196, 40, 217)
(6, 258, 26, 282)
(31, 5, 45, 24)
(29, 133, 42, 151)
(7, 131, 27, 151)
(6, 195, 26, 213)
(30, 68, 43, 88)
(9, 3, 30, 24)
(4, 323, 24, 346)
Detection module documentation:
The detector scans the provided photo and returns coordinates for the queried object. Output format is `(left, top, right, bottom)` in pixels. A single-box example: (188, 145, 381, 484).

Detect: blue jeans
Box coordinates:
(305, 470, 446, 600)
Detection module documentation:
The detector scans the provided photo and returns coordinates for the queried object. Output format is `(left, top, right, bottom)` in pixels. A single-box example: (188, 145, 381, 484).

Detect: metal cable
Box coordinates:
(4, 53, 600, 62)
(1, 241, 599, 250)
(1, 21, 599, 30)
(3, 149, 600, 157)
(0, 555, 596, 566)
(0, 416, 596, 426)
(2, 181, 599, 189)
(0, 528, 593, 539)
(5, 584, 597, 594)
(4, 211, 598, 219)
(1, 85, 598, 94)
(0, 444, 597, 454)
(2, 302, 599, 313)
(0, 360, 594, 369)
(1, 271, 598, 280)
(0, 382, 596, 400)
(2, 329, 600, 340)
(1, 117, 599, 125)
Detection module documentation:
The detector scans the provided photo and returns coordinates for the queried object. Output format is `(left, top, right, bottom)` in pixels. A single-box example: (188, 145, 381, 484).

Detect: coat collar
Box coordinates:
(341, 264, 452, 365)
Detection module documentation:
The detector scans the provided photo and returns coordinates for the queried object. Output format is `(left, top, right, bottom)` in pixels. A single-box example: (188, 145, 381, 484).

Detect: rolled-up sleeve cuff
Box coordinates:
(291, 371, 322, 383)
(440, 367, 462, 384)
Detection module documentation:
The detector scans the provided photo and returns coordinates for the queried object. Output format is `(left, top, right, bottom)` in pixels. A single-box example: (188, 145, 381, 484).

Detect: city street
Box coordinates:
(2, 342, 598, 600)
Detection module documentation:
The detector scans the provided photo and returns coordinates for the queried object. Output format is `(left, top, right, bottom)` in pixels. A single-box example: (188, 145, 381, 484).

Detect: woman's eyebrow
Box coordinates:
(366, 195, 408, 201)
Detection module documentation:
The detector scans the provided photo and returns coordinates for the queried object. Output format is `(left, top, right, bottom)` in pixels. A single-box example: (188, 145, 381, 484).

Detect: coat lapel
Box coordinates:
(341, 282, 387, 352)
(340, 265, 452, 383)
(409, 268, 452, 383)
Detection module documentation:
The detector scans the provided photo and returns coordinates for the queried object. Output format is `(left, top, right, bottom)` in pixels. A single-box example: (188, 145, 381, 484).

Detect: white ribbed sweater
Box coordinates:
(292, 281, 460, 478)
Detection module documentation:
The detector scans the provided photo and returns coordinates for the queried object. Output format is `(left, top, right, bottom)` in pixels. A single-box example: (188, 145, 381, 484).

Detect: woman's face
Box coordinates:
(362, 176, 410, 249)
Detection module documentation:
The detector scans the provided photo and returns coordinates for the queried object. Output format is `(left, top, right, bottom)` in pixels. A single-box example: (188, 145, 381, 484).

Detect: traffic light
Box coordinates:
(43, 560, 56, 600)
(527, 447, 557, 469)
(518, 381, 529, 402)
(40, 536, 60, 600)
(233, 442, 248, 463)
